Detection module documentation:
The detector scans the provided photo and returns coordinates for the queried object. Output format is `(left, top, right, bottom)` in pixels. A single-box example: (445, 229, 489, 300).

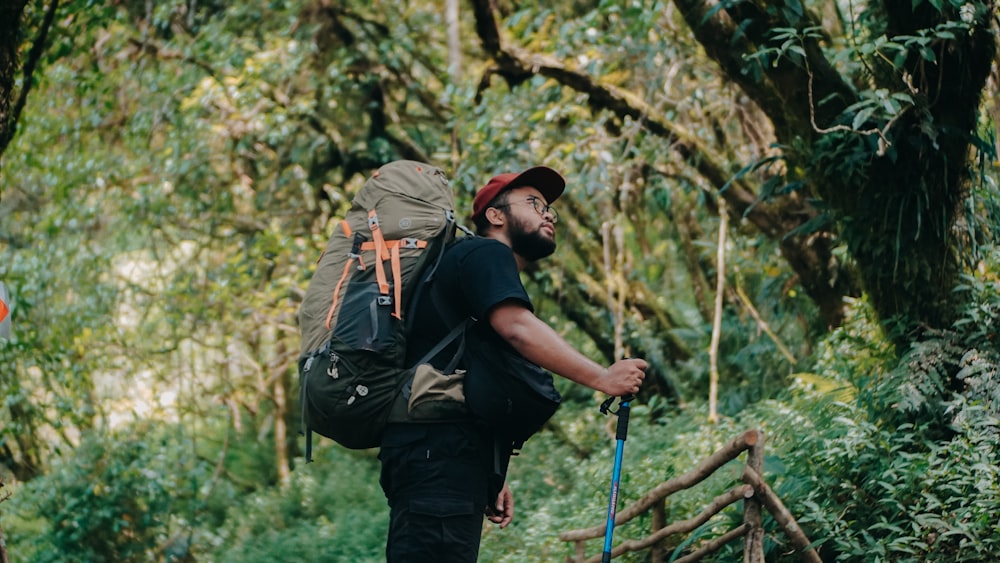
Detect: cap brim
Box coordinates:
(504, 166, 566, 204)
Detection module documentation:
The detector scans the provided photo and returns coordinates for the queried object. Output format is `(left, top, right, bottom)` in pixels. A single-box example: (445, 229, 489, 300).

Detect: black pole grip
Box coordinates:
(615, 402, 631, 441)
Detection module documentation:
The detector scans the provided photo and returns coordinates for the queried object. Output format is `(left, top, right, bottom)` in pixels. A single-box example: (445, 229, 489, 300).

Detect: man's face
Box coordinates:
(502, 186, 557, 262)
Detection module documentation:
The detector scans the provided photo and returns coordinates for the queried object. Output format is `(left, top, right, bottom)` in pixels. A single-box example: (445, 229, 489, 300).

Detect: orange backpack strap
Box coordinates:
(361, 239, 428, 252)
(324, 257, 356, 330)
(389, 244, 403, 319)
(324, 231, 367, 330)
(367, 210, 392, 297)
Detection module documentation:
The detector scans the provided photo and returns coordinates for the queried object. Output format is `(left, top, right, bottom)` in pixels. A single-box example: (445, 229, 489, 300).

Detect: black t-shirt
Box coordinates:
(405, 236, 532, 367)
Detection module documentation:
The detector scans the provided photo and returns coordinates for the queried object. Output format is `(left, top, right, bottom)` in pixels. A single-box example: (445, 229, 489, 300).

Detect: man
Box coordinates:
(378, 165, 647, 562)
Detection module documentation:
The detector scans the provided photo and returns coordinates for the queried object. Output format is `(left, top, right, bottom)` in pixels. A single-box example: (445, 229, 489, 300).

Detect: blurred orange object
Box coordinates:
(0, 282, 9, 340)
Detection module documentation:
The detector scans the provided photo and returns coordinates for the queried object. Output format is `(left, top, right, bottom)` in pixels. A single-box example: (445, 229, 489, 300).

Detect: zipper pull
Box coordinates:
(327, 352, 339, 379)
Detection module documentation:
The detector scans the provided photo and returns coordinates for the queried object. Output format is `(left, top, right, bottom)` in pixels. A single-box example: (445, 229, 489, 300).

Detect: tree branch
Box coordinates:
(467, 0, 858, 328)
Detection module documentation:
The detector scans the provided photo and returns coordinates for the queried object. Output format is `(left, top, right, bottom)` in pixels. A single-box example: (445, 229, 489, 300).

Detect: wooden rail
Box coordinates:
(559, 429, 821, 563)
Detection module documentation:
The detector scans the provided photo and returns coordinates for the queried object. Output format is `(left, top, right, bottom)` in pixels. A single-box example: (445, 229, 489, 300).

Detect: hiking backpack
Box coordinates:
(297, 160, 461, 457)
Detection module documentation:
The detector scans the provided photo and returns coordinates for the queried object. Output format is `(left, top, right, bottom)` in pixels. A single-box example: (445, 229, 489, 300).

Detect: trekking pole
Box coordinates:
(599, 393, 634, 562)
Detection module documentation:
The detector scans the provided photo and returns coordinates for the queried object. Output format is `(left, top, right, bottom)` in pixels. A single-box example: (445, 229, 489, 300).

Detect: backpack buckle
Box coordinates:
(377, 296, 393, 306)
(402, 238, 420, 249)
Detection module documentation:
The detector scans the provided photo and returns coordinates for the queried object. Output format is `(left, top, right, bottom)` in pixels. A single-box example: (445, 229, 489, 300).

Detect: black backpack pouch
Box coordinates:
(299, 338, 406, 451)
(462, 325, 562, 448)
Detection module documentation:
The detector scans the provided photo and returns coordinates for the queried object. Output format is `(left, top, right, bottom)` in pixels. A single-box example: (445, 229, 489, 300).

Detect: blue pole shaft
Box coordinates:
(601, 440, 625, 561)
(601, 398, 631, 562)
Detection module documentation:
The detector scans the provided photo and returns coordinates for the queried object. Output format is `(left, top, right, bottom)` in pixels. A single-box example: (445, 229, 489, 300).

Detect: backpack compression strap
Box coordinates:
(367, 210, 391, 299)
(365, 209, 428, 320)
(323, 216, 431, 329)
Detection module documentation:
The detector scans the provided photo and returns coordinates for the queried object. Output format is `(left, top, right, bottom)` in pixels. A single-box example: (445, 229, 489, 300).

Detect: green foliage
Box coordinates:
(6, 424, 201, 562)
(869, 246, 1000, 430)
(209, 448, 388, 563)
(739, 268, 1000, 562)
(794, 416, 1000, 561)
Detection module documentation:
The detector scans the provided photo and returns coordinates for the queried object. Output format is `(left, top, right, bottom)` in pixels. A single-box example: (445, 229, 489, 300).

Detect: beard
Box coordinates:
(509, 217, 556, 262)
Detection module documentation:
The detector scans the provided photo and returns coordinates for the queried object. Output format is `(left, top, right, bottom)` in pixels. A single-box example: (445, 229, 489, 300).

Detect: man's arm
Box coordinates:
(488, 301, 646, 396)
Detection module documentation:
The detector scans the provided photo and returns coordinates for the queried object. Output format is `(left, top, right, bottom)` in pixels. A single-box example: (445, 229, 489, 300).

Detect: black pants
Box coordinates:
(379, 422, 495, 562)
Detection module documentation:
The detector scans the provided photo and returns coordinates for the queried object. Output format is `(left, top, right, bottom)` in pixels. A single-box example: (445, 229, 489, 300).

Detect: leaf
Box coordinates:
(702, 1, 728, 24)
(853, 107, 875, 130)
(732, 18, 752, 43)
(720, 154, 783, 194)
(783, 212, 831, 239)
(779, 180, 806, 195)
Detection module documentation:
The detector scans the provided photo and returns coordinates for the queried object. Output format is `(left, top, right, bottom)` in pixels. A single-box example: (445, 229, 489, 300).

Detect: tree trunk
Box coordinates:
(0, 0, 59, 164)
(0, 0, 29, 160)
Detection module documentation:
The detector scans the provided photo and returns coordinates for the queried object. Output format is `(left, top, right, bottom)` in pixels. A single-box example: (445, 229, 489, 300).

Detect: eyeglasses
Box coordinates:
(493, 196, 559, 223)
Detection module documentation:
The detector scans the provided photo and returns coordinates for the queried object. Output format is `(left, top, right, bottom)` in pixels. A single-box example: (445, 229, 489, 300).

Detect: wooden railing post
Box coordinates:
(651, 498, 666, 563)
(743, 429, 765, 562)
(742, 466, 822, 563)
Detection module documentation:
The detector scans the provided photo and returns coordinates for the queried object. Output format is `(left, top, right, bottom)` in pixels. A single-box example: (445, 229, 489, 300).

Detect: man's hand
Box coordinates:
(485, 482, 514, 528)
(601, 358, 648, 397)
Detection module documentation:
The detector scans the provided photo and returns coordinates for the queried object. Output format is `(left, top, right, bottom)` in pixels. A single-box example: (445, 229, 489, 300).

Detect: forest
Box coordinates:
(0, 0, 998, 561)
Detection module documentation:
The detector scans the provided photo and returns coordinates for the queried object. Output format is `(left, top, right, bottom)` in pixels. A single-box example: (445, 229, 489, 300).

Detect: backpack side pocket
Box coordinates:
(408, 364, 467, 420)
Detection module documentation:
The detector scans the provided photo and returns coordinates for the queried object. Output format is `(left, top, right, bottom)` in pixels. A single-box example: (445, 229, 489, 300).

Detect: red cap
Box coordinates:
(471, 166, 566, 221)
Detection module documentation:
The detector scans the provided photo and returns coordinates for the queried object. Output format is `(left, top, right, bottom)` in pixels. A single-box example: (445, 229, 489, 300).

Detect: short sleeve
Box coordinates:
(454, 239, 532, 320)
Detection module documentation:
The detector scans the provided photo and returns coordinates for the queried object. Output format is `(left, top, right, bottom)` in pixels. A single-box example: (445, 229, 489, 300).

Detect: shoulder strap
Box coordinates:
(410, 317, 473, 372)
(403, 215, 457, 330)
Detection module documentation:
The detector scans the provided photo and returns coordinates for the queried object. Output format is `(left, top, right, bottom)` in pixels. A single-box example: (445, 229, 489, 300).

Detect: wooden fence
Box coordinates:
(559, 429, 822, 562)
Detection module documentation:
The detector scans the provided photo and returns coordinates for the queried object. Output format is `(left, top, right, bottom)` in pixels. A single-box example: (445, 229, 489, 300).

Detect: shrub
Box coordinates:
(6, 424, 193, 562)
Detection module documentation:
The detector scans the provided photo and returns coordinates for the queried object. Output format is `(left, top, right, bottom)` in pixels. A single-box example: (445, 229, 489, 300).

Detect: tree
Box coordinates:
(682, 0, 996, 339)
(470, 0, 997, 344)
